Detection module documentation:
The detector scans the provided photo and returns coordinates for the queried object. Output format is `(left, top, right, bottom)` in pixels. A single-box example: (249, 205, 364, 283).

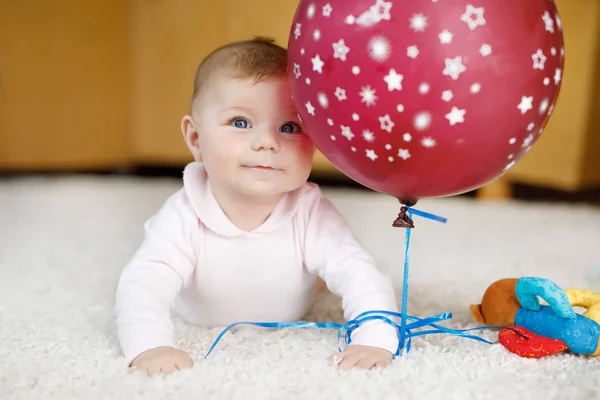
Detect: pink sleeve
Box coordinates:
(301, 187, 400, 355)
(114, 190, 198, 365)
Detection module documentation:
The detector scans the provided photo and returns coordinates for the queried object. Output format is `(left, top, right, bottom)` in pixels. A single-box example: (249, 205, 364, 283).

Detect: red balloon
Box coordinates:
(287, 0, 565, 203)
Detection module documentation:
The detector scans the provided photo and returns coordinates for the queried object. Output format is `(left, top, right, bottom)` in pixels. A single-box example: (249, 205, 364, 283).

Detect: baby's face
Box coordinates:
(189, 74, 315, 200)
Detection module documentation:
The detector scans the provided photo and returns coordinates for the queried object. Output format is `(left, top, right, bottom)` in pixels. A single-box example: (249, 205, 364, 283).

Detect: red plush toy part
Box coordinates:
(499, 326, 568, 358)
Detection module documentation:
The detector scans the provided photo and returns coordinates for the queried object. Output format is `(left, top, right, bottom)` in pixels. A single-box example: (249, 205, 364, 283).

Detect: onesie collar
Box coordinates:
(182, 162, 304, 237)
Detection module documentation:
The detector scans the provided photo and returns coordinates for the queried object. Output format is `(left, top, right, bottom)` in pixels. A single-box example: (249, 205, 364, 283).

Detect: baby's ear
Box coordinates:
(470, 304, 487, 324)
(181, 115, 202, 161)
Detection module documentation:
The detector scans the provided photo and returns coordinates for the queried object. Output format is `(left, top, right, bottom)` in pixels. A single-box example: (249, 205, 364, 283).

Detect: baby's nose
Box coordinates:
(251, 129, 280, 151)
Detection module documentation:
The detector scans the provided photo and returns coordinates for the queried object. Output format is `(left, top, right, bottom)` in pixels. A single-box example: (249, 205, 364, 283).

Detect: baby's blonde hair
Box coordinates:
(190, 36, 288, 110)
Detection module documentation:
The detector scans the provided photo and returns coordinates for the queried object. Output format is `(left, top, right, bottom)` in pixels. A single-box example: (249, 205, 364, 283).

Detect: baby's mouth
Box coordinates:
(244, 165, 280, 171)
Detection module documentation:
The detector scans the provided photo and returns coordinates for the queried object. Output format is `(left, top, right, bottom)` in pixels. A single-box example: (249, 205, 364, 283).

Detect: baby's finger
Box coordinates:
(183, 354, 194, 367)
(176, 359, 194, 370)
(328, 353, 342, 366)
(147, 365, 162, 376)
(375, 359, 391, 369)
(338, 353, 361, 370)
(161, 363, 177, 375)
(355, 357, 377, 370)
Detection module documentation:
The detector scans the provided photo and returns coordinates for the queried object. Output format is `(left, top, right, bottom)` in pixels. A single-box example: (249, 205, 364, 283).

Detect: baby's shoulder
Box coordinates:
(293, 181, 341, 220)
(150, 187, 198, 226)
(295, 181, 325, 210)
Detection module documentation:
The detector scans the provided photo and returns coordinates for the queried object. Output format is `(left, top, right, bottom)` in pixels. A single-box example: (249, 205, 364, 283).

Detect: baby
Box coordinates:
(115, 37, 400, 376)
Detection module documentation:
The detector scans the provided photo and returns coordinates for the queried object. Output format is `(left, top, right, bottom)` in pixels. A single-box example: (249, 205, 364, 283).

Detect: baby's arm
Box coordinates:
(302, 189, 399, 368)
(115, 190, 198, 372)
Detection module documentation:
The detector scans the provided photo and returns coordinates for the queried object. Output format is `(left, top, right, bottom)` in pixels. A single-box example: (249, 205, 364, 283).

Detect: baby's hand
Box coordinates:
(130, 346, 193, 376)
(328, 345, 393, 370)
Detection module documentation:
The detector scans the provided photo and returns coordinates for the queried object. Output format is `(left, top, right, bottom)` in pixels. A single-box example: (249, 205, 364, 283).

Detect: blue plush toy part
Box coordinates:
(515, 306, 600, 355)
(514, 277, 600, 355)
(515, 277, 577, 319)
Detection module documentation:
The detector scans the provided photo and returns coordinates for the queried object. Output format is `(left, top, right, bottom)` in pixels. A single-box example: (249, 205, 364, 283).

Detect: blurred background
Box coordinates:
(1, 0, 599, 205)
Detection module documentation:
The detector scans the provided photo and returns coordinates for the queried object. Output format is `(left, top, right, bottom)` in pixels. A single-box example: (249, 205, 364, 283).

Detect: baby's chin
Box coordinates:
(232, 174, 305, 198)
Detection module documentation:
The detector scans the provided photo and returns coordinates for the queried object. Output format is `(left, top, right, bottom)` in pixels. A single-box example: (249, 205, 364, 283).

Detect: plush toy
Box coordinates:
(470, 277, 600, 358)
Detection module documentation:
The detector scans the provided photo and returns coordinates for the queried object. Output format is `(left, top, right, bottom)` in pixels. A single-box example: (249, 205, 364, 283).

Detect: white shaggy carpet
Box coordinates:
(1, 174, 600, 400)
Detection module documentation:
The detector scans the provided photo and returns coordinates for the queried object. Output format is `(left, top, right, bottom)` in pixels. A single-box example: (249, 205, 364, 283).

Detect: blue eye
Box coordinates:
(232, 118, 250, 129)
(280, 122, 301, 134)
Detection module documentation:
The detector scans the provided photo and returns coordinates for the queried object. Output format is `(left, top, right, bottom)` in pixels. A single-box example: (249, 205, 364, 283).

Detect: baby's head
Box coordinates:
(181, 37, 315, 202)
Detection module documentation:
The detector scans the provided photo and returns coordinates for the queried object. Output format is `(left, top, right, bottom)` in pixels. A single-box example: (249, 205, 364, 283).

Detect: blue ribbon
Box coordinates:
(204, 206, 503, 360)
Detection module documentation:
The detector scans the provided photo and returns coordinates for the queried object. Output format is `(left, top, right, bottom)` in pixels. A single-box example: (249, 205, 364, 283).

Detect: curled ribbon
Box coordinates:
(204, 206, 502, 359)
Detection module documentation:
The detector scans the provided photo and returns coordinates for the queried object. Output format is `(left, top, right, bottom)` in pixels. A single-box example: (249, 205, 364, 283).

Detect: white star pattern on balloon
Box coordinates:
(532, 49, 547, 70)
(542, 11, 555, 33)
(522, 133, 535, 148)
(384, 69, 403, 91)
(307, 4, 316, 19)
(294, 23, 302, 40)
(334, 87, 347, 101)
(356, 10, 379, 27)
(368, 36, 392, 62)
(517, 96, 534, 114)
(554, 68, 562, 84)
(413, 111, 431, 131)
(371, 0, 392, 21)
(407, 45, 419, 59)
(317, 92, 329, 108)
(360, 86, 377, 106)
(287, 1, 564, 172)
(398, 149, 411, 160)
(539, 98, 549, 114)
(311, 54, 324, 73)
(410, 13, 428, 32)
(504, 160, 516, 172)
(442, 90, 454, 102)
(443, 56, 466, 80)
(479, 44, 492, 57)
(421, 137, 436, 148)
(439, 30, 453, 44)
(305, 101, 315, 116)
(446, 107, 466, 126)
(332, 39, 350, 61)
(461, 5, 486, 30)
(356, 0, 392, 26)
(341, 125, 354, 140)
(365, 149, 377, 161)
(379, 114, 394, 132)
(556, 13, 562, 31)
(366, 149, 378, 161)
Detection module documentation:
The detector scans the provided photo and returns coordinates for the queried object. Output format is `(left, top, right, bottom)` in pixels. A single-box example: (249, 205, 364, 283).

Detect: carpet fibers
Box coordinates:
(1, 175, 600, 399)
